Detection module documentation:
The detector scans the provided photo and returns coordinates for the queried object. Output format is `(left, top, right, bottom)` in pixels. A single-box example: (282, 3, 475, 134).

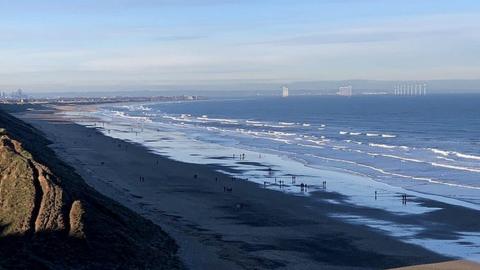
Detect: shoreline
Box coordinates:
(14, 105, 480, 269)
(53, 102, 480, 258)
(71, 100, 480, 210)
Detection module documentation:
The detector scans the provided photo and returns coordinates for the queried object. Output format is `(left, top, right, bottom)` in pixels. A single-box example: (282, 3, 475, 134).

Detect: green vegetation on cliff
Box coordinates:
(0, 108, 182, 270)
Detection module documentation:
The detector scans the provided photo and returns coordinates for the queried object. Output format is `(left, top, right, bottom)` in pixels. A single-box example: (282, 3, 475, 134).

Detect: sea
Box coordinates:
(62, 94, 480, 260)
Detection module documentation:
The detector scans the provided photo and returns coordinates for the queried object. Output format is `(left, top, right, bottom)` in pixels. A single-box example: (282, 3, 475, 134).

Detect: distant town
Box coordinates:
(0, 89, 203, 105)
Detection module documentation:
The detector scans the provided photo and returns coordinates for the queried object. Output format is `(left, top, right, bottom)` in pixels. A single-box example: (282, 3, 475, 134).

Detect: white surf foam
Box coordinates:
(369, 143, 396, 149)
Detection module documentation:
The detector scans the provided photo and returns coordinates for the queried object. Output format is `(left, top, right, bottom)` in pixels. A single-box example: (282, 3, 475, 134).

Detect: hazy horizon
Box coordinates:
(1, 0, 480, 92)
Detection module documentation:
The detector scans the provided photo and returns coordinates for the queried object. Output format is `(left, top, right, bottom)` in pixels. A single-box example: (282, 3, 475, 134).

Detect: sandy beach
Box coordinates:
(15, 106, 480, 270)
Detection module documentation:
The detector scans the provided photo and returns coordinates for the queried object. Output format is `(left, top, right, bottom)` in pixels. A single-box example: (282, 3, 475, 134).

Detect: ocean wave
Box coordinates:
(367, 143, 409, 151)
(430, 148, 450, 156)
(270, 131, 296, 136)
(306, 139, 327, 145)
(279, 122, 295, 126)
(269, 138, 292, 144)
(206, 127, 220, 131)
(429, 148, 480, 161)
(306, 154, 480, 190)
(235, 129, 297, 141)
(163, 115, 187, 121)
(431, 162, 480, 173)
(340, 131, 394, 138)
(263, 124, 288, 128)
(197, 116, 238, 123)
(380, 154, 424, 163)
(119, 105, 152, 111)
(138, 105, 152, 111)
(111, 111, 152, 122)
(455, 152, 480, 161)
(369, 143, 398, 149)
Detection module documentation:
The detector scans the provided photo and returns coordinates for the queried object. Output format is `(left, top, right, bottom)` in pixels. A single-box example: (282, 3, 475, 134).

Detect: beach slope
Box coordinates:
(11, 104, 469, 270)
(0, 109, 182, 269)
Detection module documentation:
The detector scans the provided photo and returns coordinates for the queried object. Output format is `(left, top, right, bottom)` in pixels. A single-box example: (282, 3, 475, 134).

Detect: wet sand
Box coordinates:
(390, 260, 480, 270)
(16, 107, 480, 270)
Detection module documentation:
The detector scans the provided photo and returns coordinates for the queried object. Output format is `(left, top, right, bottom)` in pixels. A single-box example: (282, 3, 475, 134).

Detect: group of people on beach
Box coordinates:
(233, 153, 246, 160)
(130, 147, 410, 206)
(262, 175, 311, 192)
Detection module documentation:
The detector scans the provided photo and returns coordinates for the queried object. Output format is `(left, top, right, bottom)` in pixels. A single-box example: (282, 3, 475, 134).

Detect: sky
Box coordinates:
(0, 0, 480, 92)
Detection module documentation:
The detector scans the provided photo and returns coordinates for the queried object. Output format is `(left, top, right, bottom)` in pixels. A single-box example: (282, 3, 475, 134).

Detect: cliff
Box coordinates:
(0, 109, 182, 270)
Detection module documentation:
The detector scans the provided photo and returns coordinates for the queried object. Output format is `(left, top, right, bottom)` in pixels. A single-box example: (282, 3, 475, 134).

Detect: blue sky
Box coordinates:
(0, 0, 479, 91)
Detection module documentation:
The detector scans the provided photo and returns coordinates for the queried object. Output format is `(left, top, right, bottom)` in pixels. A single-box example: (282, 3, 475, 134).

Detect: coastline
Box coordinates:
(14, 104, 480, 269)
(56, 101, 480, 258)
(71, 98, 480, 210)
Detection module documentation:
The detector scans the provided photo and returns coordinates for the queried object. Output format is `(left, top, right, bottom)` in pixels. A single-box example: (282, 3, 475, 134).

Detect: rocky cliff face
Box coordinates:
(0, 111, 182, 270)
(0, 133, 72, 236)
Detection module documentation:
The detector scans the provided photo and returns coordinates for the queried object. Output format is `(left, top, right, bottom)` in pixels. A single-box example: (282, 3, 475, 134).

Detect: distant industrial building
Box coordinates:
(282, 86, 289, 97)
(393, 83, 427, 96)
(337, 86, 353, 96)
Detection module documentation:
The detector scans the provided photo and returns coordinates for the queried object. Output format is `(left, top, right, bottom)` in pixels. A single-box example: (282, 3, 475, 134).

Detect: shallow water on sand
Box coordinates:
(100, 96, 480, 207)
(60, 99, 480, 261)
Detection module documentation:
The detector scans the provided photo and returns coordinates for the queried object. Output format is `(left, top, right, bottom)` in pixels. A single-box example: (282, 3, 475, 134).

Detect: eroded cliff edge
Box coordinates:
(0, 109, 182, 270)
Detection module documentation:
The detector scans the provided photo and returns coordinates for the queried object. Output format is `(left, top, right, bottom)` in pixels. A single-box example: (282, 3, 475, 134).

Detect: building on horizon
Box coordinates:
(282, 86, 289, 97)
(393, 83, 427, 96)
(337, 85, 353, 96)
